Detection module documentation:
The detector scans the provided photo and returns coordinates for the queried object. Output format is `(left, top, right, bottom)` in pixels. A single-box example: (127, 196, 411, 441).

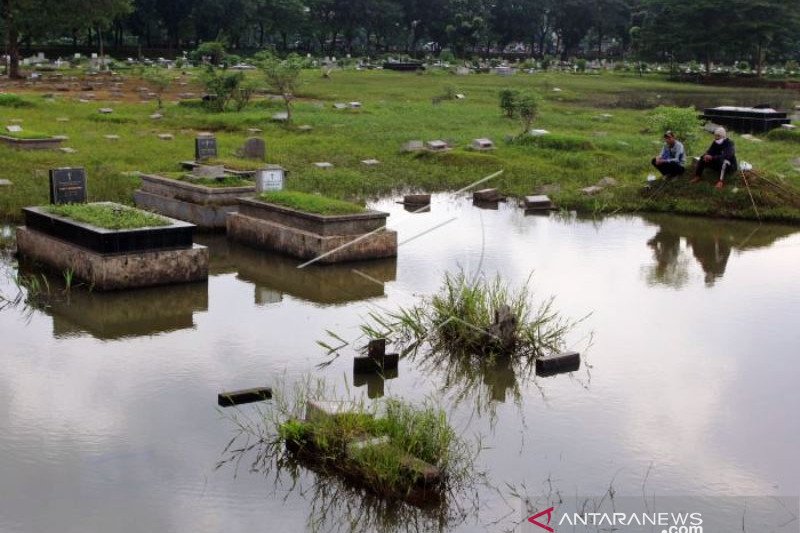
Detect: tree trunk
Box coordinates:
(98, 26, 106, 71)
(2, 0, 22, 79)
(755, 42, 764, 77)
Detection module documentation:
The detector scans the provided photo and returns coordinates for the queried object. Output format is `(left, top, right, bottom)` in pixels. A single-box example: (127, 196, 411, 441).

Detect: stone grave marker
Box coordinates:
(0, 179, 12, 187)
(524, 195, 553, 210)
(104, 135, 120, 140)
(59, 147, 77, 154)
(530, 129, 550, 137)
(472, 138, 494, 151)
(349, 101, 362, 109)
(158, 133, 174, 140)
(241, 137, 266, 160)
(271, 112, 289, 122)
(426, 140, 449, 151)
(314, 162, 334, 169)
(333, 103, 348, 110)
(6, 125, 23, 133)
(403, 140, 425, 152)
(49, 167, 87, 204)
(361, 159, 380, 166)
(98, 108, 113, 114)
(255, 166, 285, 193)
(195, 135, 217, 161)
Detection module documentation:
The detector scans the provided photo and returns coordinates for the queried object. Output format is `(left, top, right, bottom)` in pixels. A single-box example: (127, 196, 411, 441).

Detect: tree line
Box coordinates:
(3, 0, 800, 77)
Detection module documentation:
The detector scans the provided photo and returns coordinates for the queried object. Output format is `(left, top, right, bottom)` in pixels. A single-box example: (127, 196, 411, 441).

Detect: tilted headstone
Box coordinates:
(241, 138, 266, 160)
(195, 136, 217, 161)
(255, 166, 285, 193)
(49, 167, 87, 204)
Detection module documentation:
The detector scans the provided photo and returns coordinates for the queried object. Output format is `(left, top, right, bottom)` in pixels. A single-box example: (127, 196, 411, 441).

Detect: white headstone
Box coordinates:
(255, 166, 285, 193)
(314, 162, 334, 169)
(426, 140, 449, 151)
(6, 125, 23, 133)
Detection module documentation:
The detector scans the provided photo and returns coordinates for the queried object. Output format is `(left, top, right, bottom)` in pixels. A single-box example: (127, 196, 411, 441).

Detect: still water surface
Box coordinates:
(1, 196, 798, 532)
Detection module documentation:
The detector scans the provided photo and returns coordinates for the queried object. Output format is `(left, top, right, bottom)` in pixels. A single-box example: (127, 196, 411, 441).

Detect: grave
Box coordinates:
(195, 135, 218, 161)
(523, 195, 554, 211)
(473, 188, 502, 202)
(349, 101, 362, 109)
(361, 159, 380, 166)
(158, 133, 174, 140)
(134, 172, 255, 230)
(227, 197, 398, 264)
(241, 137, 266, 160)
(271, 112, 289, 122)
(353, 366, 398, 399)
(104, 134, 120, 141)
(217, 387, 273, 407)
(314, 162, 334, 169)
(0, 179, 12, 186)
(18, 172, 208, 290)
(382, 61, 425, 72)
(353, 338, 399, 374)
(333, 103, 348, 110)
(98, 108, 113, 114)
(402, 194, 431, 206)
(471, 138, 495, 151)
(426, 140, 449, 152)
(535, 351, 581, 376)
(59, 147, 77, 154)
(529, 129, 550, 137)
(5, 125, 23, 133)
(701, 106, 791, 133)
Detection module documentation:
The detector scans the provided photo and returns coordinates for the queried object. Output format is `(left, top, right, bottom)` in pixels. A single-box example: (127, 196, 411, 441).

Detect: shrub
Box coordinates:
(499, 89, 519, 118)
(515, 92, 540, 134)
(254, 52, 304, 122)
(647, 106, 701, 149)
(141, 68, 172, 110)
(194, 41, 227, 65)
(199, 67, 245, 112)
(575, 58, 587, 73)
(767, 128, 800, 143)
(0, 94, 33, 108)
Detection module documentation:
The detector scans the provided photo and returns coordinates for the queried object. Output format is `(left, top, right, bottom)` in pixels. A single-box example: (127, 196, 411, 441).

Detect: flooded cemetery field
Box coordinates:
(1, 195, 799, 532)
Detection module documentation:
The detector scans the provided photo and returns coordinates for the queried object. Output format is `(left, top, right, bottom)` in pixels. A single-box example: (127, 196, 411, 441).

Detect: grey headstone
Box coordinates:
(524, 195, 553, 210)
(49, 167, 87, 204)
(426, 140, 449, 151)
(242, 138, 266, 160)
(403, 140, 424, 152)
(472, 138, 494, 150)
(195, 136, 217, 161)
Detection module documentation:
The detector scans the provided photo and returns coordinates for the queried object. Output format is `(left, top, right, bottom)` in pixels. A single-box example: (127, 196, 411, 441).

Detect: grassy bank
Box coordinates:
(1, 70, 799, 222)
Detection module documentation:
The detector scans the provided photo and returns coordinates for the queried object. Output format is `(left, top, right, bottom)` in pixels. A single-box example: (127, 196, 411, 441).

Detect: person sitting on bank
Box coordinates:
(651, 131, 686, 179)
(692, 127, 737, 189)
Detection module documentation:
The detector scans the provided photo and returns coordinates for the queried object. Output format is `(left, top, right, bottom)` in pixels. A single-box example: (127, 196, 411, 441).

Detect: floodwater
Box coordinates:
(1, 196, 799, 532)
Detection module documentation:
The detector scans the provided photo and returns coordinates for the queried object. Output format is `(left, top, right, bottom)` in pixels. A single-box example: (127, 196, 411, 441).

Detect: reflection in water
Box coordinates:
(16, 260, 209, 340)
(643, 214, 798, 287)
(353, 368, 399, 399)
(199, 235, 397, 306)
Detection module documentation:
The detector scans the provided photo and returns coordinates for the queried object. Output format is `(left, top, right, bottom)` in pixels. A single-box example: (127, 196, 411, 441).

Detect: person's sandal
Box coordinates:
(715, 180, 725, 190)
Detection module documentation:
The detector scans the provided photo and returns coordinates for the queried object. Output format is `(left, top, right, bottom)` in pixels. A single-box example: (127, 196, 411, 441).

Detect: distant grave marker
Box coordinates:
(195, 135, 217, 161)
(6, 125, 23, 133)
(49, 167, 87, 204)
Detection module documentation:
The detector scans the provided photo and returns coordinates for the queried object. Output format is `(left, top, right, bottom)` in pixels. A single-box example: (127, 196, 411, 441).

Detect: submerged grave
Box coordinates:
(136, 135, 269, 230)
(227, 191, 398, 264)
(18, 168, 208, 290)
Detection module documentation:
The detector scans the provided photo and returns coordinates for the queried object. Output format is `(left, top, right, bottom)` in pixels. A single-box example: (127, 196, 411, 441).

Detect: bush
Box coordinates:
(515, 92, 540, 134)
(647, 106, 701, 149)
(0, 94, 33, 108)
(767, 128, 800, 142)
(199, 67, 245, 112)
(499, 89, 519, 118)
(575, 58, 587, 73)
(193, 41, 226, 65)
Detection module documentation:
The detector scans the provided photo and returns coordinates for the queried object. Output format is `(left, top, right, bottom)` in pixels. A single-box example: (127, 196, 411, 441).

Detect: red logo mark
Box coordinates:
(528, 507, 555, 532)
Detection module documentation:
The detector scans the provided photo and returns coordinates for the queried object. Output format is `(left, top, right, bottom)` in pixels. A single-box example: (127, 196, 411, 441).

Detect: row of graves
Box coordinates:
(16, 133, 399, 293)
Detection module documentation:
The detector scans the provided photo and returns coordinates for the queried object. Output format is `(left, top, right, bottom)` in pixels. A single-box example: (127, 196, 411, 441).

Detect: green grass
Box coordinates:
(0, 93, 34, 108)
(206, 157, 263, 171)
(258, 190, 366, 215)
(176, 174, 253, 187)
(1, 69, 800, 223)
(45, 203, 171, 229)
(279, 398, 460, 495)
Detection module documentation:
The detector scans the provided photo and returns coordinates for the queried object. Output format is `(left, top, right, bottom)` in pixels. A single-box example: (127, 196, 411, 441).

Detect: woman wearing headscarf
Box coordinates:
(691, 127, 738, 189)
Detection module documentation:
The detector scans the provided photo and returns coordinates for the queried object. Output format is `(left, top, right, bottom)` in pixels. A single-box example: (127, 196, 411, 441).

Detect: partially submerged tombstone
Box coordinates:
(17, 168, 208, 290)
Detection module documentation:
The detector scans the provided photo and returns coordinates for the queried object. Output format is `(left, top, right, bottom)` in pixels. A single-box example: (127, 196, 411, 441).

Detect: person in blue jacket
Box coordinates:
(651, 131, 686, 179)
(692, 127, 738, 189)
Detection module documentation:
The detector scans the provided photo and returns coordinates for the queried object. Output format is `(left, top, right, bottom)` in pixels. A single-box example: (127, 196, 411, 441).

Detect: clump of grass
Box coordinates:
(45, 203, 171, 230)
(177, 174, 253, 188)
(258, 190, 366, 215)
(514, 132, 595, 151)
(217, 377, 477, 506)
(0, 93, 34, 107)
(767, 128, 800, 143)
(351, 270, 574, 360)
(206, 158, 263, 171)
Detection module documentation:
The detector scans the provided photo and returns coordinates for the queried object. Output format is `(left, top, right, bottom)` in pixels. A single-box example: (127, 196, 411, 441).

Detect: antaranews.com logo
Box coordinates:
(528, 507, 703, 533)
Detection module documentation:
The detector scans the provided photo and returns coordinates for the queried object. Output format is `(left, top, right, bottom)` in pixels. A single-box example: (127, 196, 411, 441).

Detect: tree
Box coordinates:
(141, 67, 172, 110)
(2, 0, 62, 78)
(515, 92, 539, 134)
(256, 52, 304, 123)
